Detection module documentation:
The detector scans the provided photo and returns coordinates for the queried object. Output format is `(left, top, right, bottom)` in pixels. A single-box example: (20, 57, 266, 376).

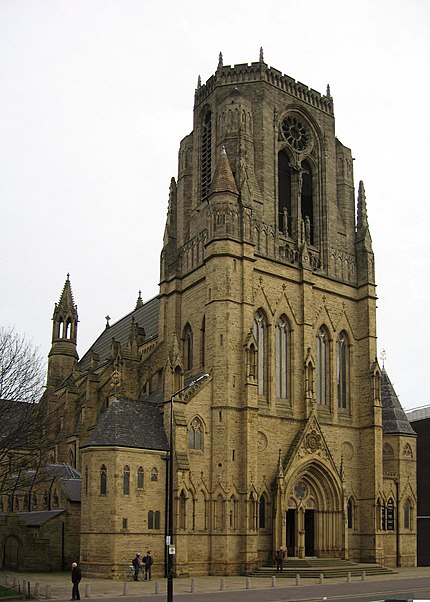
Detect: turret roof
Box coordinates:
(81, 397, 168, 451)
(208, 147, 238, 197)
(382, 369, 415, 435)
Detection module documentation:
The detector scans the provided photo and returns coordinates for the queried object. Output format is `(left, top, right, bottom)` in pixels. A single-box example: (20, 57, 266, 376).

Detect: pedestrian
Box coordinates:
(71, 561, 82, 600)
(275, 546, 286, 572)
(144, 550, 153, 581)
(132, 552, 141, 581)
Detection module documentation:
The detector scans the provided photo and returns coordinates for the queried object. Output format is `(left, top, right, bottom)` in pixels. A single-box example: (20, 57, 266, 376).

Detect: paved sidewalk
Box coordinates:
(2, 566, 430, 601)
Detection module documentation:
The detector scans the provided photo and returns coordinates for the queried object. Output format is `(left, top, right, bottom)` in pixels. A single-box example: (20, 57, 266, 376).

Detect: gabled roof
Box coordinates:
(81, 397, 168, 452)
(79, 296, 159, 371)
(382, 369, 415, 435)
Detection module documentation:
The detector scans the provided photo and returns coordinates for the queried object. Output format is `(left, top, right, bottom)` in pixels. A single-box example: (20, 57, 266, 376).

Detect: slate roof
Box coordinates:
(81, 397, 169, 452)
(61, 478, 81, 502)
(16, 509, 65, 527)
(78, 296, 159, 371)
(381, 369, 416, 435)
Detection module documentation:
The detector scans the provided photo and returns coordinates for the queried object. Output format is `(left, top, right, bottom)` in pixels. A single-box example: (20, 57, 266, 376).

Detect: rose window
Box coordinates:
(281, 115, 310, 151)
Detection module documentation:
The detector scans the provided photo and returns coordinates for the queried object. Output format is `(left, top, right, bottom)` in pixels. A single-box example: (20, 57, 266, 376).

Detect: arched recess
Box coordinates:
(282, 460, 343, 558)
(3, 535, 21, 569)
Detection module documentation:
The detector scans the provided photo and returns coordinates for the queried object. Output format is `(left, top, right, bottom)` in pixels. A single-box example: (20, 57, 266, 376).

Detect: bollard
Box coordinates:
(361, 570, 366, 581)
(347, 571, 351, 582)
(27, 581, 31, 597)
(85, 583, 91, 597)
(155, 581, 160, 594)
(191, 577, 196, 593)
(319, 572, 324, 584)
(220, 578, 225, 591)
(271, 576, 276, 587)
(35, 583, 40, 597)
(45, 584, 51, 600)
(295, 574, 300, 586)
(246, 576, 251, 589)
(123, 581, 128, 596)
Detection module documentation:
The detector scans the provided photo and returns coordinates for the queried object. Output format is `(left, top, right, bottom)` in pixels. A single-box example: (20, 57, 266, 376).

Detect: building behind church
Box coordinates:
(0, 52, 417, 576)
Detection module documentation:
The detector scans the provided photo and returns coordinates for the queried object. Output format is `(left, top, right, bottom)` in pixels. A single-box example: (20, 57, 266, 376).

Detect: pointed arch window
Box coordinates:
(85, 466, 89, 495)
(347, 497, 354, 529)
(387, 498, 395, 530)
(151, 467, 158, 482)
(123, 465, 130, 495)
(179, 491, 187, 530)
(100, 464, 107, 495)
(183, 323, 193, 371)
(278, 150, 292, 235)
(189, 417, 203, 450)
(316, 326, 329, 405)
(259, 494, 267, 529)
(253, 310, 267, 396)
(137, 466, 144, 490)
(200, 316, 205, 367)
(337, 331, 350, 409)
(201, 110, 212, 200)
(276, 315, 290, 399)
(403, 499, 412, 530)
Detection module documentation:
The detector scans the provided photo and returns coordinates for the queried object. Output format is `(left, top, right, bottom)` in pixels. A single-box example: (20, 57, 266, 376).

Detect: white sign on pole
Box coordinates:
(169, 545, 176, 555)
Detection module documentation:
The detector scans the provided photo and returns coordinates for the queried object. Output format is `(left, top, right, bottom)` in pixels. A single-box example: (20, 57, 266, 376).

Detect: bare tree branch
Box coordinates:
(0, 326, 53, 498)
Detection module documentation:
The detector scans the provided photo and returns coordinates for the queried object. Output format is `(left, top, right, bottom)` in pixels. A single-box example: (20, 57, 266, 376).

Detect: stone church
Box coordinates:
(1, 51, 417, 576)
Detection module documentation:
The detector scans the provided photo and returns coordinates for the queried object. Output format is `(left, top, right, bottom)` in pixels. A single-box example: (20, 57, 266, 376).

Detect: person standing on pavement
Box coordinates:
(71, 561, 82, 600)
(275, 546, 286, 572)
(132, 552, 141, 581)
(144, 550, 153, 581)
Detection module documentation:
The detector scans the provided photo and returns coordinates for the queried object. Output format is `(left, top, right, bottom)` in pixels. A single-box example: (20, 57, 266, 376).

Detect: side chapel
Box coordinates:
(2, 51, 417, 576)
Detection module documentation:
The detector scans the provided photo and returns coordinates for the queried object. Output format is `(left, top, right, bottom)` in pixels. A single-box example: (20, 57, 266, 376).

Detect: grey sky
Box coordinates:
(1, 0, 429, 410)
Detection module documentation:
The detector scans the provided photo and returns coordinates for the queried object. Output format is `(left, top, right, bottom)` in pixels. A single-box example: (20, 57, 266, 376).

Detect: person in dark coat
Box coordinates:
(275, 546, 286, 572)
(71, 562, 82, 600)
(132, 552, 141, 581)
(144, 550, 153, 581)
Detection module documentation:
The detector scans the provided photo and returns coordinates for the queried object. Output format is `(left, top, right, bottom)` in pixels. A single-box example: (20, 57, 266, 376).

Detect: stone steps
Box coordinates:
(247, 558, 395, 579)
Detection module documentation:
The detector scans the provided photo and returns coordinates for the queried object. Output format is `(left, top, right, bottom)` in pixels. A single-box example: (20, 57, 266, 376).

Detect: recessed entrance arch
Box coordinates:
(281, 460, 343, 558)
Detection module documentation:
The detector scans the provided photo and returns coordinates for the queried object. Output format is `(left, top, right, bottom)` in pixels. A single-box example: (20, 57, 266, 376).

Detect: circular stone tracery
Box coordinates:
(281, 115, 310, 151)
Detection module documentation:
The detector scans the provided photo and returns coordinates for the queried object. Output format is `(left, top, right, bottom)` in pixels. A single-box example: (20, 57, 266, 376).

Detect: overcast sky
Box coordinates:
(1, 0, 429, 411)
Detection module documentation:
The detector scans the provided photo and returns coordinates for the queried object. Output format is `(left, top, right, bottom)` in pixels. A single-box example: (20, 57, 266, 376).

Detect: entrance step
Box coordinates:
(247, 558, 395, 579)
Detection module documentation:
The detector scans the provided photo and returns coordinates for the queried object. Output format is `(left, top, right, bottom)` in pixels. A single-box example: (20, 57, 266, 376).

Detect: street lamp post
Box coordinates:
(166, 374, 209, 602)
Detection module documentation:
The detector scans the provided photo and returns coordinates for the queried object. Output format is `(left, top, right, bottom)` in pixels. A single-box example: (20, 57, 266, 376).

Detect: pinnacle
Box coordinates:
(208, 147, 239, 197)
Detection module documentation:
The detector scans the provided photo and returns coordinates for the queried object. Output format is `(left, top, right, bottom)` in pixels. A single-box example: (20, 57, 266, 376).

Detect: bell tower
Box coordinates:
(47, 274, 79, 388)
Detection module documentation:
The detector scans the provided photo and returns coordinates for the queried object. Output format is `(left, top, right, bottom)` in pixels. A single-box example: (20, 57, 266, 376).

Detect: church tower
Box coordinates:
(157, 51, 414, 572)
(47, 274, 79, 389)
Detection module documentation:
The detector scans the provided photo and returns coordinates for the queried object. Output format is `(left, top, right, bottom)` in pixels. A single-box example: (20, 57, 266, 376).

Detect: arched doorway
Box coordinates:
(4, 536, 20, 569)
(283, 461, 343, 558)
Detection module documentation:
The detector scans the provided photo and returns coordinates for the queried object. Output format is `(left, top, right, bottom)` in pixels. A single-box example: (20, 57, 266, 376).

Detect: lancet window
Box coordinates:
(275, 315, 290, 399)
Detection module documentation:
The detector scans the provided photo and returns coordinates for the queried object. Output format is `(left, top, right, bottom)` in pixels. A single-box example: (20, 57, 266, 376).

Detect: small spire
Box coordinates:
(277, 448, 283, 476)
(208, 146, 239, 197)
(259, 47, 264, 63)
(357, 180, 369, 230)
(197, 74, 201, 88)
(105, 315, 111, 329)
(135, 290, 144, 310)
(218, 51, 223, 69)
(380, 348, 387, 369)
(326, 83, 331, 97)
